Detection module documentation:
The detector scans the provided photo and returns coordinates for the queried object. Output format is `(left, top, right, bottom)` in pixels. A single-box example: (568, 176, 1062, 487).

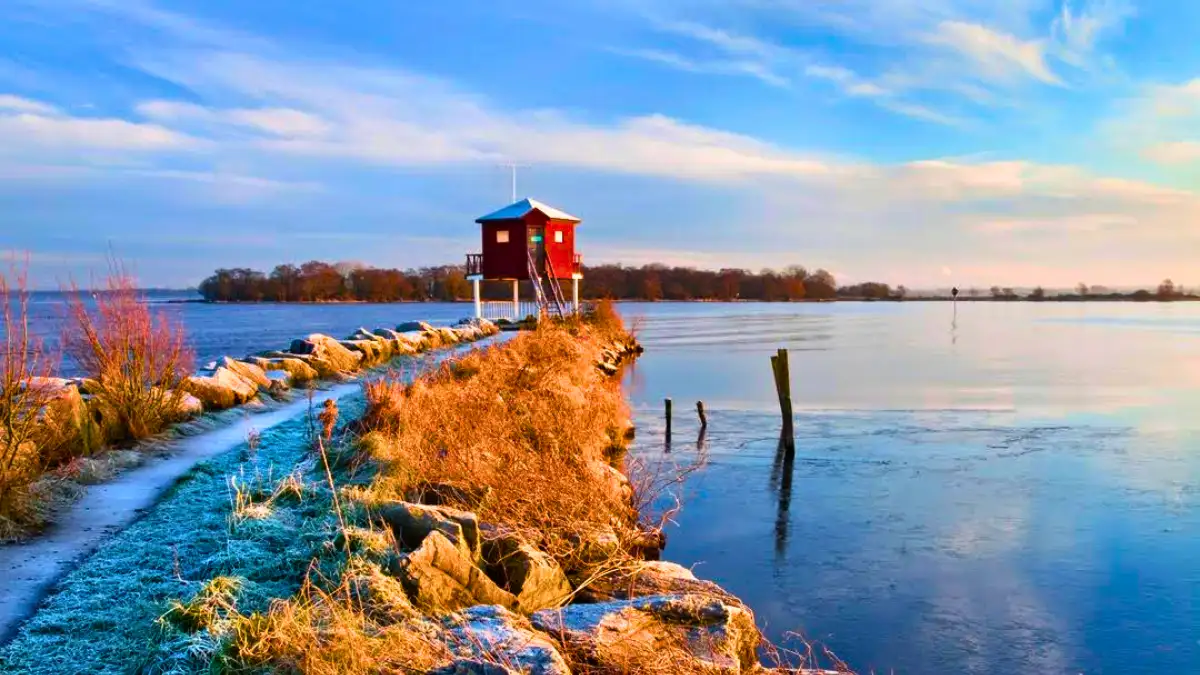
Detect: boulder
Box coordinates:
(288, 334, 363, 375)
(183, 366, 259, 410)
(264, 370, 290, 393)
(220, 357, 271, 390)
(576, 561, 738, 604)
(379, 501, 481, 559)
(531, 594, 761, 673)
(568, 525, 622, 564)
(342, 560, 418, 624)
(340, 338, 390, 365)
(482, 534, 573, 612)
(397, 320, 436, 333)
(587, 460, 634, 506)
(247, 356, 320, 384)
(391, 531, 518, 612)
(170, 391, 205, 419)
(440, 605, 571, 675)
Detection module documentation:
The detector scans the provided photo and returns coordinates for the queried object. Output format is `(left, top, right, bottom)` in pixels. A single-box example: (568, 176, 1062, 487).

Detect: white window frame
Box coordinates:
(554, 230, 564, 244)
(496, 229, 510, 243)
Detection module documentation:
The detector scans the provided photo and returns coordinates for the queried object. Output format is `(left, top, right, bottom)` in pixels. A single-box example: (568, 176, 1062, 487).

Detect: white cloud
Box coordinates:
(926, 21, 1062, 86)
(137, 100, 330, 137)
(0, 94, 57, 114)
(1143, 141, 1200, 166)
(0, 109, 198, 151)
(976, 213, 1139, 233)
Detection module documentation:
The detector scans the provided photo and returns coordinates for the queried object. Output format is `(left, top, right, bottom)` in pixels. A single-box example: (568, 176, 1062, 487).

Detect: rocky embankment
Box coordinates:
(182, 319, 501, 410)
(31, 319, 500, 439)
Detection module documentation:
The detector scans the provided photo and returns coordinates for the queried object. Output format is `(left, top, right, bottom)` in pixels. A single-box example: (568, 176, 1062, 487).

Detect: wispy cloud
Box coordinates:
(1051, 0, 1136, 67)
(611, 47, 788, 88)
(925, 21, 1062, 86)
(0, 98, 199, 151)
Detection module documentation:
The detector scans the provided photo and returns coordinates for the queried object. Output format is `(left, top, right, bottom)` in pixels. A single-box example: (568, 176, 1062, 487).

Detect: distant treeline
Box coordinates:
(939, 281, 1197, 302)
(199, 262, 473, 302)
(197, 261, 1194, 303)
(197, 261, 900, 302)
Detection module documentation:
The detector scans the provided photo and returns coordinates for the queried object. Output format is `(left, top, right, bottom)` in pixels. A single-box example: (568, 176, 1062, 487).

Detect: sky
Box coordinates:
(1, 0, 1199, 289)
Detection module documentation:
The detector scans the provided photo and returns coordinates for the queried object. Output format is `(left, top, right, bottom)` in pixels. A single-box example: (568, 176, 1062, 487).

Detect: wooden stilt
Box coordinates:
(771, 349, 794, 451)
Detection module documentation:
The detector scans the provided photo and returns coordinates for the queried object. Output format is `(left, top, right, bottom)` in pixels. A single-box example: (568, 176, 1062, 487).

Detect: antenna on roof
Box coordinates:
(497, 163, 530, 203)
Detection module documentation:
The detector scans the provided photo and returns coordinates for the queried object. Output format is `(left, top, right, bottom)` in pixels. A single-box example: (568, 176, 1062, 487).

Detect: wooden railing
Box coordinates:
(480, 300, 541, 321)
(465, 253, 483, 277)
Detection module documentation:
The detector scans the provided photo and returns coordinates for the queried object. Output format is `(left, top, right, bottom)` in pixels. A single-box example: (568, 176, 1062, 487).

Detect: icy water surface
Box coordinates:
(621, 301, 1200, 674)
(15, 294, 1200, 672)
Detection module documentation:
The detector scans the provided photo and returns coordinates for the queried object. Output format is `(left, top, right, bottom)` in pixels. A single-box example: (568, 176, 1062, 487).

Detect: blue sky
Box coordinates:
(1, 0, 1199, 288)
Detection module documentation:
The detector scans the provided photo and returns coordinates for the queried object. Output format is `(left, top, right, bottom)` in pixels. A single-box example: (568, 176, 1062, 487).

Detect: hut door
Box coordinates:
(528, 225, 546, 275)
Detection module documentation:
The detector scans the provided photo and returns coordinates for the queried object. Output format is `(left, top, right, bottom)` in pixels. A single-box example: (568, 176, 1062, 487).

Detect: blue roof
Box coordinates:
(475, 198, 581, 223)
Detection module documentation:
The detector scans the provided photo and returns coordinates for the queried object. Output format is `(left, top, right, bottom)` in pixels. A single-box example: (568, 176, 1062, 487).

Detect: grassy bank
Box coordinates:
(1, 262, 499, 542)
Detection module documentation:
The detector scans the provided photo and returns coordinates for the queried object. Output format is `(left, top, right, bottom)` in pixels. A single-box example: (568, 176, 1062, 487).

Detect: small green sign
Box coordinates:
(531, 235, 543, 242)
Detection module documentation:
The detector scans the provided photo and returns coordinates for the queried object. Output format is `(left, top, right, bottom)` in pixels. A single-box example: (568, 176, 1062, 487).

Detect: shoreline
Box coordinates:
(0, 313, 835, 674)
(169, 296, 1200, 305)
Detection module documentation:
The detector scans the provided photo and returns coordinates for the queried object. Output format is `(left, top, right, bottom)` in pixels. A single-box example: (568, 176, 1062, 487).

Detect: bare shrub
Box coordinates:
(64, 266, 193, 441)
(0, 263, 58, 530)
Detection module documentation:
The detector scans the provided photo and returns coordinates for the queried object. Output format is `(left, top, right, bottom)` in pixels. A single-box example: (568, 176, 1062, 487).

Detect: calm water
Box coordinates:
(17, 295, 1200, 673)
(620, 301, 1200, 675)
(19, 292, 473, 376)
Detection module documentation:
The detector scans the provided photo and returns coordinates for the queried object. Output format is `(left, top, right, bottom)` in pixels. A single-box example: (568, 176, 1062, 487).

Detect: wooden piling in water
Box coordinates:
(665, 397, 673, 444)
(696, 400, 707, 428)
(771, 349, 794, 451)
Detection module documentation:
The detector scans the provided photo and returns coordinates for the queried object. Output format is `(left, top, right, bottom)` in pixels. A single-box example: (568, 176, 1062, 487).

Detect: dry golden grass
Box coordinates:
(357, 320, 643, 576)
(223, 575, 451, 675)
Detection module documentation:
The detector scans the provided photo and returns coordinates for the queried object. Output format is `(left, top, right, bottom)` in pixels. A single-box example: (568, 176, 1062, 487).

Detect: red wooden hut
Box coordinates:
(466, 198, 583, 320)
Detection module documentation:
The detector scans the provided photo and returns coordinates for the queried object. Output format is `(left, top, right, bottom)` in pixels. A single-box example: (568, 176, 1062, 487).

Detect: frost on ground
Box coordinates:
(0, 393, 366, 674)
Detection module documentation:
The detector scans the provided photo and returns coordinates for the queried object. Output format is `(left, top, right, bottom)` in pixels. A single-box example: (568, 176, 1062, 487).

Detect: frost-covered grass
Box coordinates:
(0, 394, 364, 674)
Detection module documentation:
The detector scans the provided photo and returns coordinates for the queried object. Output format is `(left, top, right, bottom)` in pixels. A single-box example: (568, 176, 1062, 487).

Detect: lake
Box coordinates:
(19, 295, 1200, 673)
(621, 301, 1200, 674)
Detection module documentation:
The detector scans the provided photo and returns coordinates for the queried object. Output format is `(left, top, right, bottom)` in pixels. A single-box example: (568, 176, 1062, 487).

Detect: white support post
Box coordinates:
(512, 279, 520, 320)
(572, 278, 580, 314)
(472, 278, 482, 319)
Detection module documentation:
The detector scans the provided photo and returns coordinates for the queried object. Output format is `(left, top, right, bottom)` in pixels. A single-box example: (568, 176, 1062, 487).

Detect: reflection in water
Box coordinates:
(770, 435, 796, 559)
(621, 301, 1200, 675)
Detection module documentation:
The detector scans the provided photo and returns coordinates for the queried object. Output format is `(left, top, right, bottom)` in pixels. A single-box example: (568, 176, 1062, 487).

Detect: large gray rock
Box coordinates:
(379, 501, 481, 559)
(183, 366, 259, 410)
(397, 320, 436, 333)
(532, 594, 761, 672)
(441, 605, 571, 675)
(340, 338, 391, 365)
(391, 531, 518, 612)
(577, 561, 737, 604)
(246, 355, 320, 383)
(219, 356, 271, 390)
(482, 534, 573, 613)
(288, 333, 363, 375)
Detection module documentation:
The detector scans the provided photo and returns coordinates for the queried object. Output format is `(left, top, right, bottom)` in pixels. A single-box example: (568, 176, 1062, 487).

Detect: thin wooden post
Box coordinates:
(664, 397, 673, 445)
(771, 349, 794, 451)
(696, 400, 707, 428)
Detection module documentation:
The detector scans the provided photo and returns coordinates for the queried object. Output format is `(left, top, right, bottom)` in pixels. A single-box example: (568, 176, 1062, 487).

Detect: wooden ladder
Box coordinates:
(527, 250, 567, 319)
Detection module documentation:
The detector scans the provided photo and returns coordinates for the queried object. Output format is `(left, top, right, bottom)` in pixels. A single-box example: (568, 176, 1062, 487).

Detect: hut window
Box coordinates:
(554, 230, 564, 243)
(496, 230, 509, 243)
